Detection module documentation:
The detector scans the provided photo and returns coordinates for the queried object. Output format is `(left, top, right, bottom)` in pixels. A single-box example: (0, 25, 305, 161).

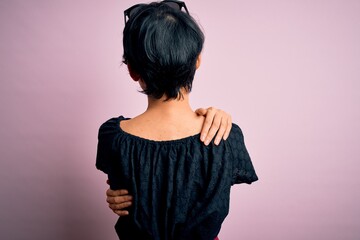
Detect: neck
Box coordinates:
(145, 90, 194, 116)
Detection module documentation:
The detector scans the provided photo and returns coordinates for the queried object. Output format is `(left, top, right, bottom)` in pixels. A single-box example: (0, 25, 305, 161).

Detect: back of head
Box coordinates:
(123, 1, 205, 100)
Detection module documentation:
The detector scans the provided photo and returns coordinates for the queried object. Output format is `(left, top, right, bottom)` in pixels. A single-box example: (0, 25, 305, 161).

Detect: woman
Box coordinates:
(96, 1, 258, 239)
(105, 106, 234, 217)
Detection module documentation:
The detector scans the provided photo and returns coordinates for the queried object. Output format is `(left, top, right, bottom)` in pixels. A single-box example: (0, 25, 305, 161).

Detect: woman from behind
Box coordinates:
(96, 1, 258, 239)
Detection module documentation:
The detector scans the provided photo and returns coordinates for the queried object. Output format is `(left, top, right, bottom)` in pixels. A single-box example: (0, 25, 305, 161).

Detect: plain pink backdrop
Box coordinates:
(1, 0, 359, 239)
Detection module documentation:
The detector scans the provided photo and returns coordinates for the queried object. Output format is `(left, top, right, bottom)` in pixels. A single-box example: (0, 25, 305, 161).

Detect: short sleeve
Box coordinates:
(96, 118, 119, 174)
(228, 124, 258, 185)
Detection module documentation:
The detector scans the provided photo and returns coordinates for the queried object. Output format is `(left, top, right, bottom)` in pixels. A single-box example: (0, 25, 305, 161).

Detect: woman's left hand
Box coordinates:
(195, 107, 232, 146)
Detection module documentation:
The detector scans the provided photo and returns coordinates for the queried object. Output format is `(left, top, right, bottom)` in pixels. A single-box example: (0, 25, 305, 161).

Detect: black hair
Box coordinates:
(123, 2, 205, 100)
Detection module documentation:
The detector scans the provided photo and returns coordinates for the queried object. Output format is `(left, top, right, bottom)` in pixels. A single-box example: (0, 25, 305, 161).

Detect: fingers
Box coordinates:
(106, 188, 132, 204)
(200, 107, 216, 144)
(205, 109, 223, 145)
(106, 188, 129, 197)
(223, 115, 232, 140)
(107, 194, 133, 204)
(106, 188, 133, 216)
(195, 108, 207, 116)
(108, 198, 132, 216)
(214, 118, 227, 145)
(114, 210, 130, 217)
(199, 107, 233, 145)
(106, 189, 131, 216)
(214, 113, 232, 144)
(108, 200, 132, 212)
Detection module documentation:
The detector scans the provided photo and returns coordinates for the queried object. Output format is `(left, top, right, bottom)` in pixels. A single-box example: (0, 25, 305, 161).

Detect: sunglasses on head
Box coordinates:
(124, 0, 189, 24)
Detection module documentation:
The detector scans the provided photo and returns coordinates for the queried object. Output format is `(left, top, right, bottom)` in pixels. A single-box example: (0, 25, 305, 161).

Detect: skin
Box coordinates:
(106, 55, 233, 216)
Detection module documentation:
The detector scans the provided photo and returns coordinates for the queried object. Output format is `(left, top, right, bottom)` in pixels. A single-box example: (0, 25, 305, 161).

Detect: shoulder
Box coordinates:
(227, 123, 245, 142)
(98, 116, 126, 138)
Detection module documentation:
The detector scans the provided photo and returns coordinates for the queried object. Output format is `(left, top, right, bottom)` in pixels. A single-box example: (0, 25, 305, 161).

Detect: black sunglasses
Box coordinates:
(124, 0, 189, 24)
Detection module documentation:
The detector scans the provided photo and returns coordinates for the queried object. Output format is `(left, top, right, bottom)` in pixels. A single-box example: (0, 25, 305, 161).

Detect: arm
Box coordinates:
(106, 107, 232, 216)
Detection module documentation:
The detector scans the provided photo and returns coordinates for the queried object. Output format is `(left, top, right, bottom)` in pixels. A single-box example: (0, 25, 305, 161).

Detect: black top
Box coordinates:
(96, 116, 258, 240)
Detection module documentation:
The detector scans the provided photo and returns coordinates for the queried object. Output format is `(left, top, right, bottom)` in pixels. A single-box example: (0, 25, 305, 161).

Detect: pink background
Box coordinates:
(1, 0, 359, 239)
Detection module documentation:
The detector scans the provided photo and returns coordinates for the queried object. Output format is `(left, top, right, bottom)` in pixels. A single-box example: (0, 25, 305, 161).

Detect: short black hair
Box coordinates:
(123, 2, 205, 100)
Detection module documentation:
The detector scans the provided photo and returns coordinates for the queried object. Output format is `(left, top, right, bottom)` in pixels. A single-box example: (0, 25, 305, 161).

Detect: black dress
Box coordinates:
(96, 116, 258, 240)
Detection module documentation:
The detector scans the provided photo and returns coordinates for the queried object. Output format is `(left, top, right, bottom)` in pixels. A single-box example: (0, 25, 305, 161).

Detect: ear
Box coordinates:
(127, 64, 147, 90)
(127, 64, 141, 82)
(196, 54, 201, 70)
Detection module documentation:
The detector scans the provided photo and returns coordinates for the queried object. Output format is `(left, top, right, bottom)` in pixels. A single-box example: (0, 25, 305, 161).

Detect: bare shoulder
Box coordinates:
(119, 115, 147, 136)
(120, 113, 205, 141)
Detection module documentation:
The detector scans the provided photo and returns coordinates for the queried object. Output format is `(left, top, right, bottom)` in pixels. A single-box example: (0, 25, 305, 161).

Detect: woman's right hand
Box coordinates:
(106, 181, 133, 217)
